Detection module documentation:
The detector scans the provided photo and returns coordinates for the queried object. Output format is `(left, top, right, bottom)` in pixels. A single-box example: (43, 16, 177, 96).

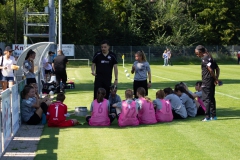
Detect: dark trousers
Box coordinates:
(133, 80, 148, 98)
(55, 70, 67, 92)
(94, 77, 111, 100)
(202, 82, 216, 118)
(168, 58, 172, 66)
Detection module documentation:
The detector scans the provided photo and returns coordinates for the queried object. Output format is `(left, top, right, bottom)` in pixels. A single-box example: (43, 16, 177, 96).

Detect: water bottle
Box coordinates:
(49, 91, 54, 99)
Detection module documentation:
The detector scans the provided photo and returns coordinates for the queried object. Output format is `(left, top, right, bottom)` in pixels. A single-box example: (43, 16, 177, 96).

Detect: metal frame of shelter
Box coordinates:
(14, 42, 54, 91)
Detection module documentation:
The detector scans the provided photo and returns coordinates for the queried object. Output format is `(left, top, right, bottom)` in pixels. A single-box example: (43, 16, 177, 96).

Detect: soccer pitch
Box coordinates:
(35, 64, 240, 160)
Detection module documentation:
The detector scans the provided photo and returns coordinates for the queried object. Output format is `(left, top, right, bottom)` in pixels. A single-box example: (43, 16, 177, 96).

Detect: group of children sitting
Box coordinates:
(85, 81, 205, 127)
(20, 81, 205, 128)
(21, 83, 79, 127)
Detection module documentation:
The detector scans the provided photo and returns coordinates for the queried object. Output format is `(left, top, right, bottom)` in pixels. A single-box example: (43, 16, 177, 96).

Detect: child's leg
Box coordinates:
(108, 113, 116, 123)
(116, 108, 121, 115)
(86, 115, 91, 124)
(8, 80, 14, 88)
(172, 110, 185, 119)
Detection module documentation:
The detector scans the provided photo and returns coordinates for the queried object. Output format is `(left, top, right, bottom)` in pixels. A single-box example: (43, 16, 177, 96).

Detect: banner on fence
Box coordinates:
(1, 89, 12, 151)
(11, 84, 20, 136)
(13, 44, 75, 57)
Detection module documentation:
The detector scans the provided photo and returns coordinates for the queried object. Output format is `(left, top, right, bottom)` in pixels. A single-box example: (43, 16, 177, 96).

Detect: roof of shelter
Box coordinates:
(14, 42, 54, 83)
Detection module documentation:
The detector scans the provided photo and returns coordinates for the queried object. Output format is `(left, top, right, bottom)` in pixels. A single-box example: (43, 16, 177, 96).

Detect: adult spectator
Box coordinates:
(23, 49, 37, 84)
(52, 50, 68, 93)
(91, 40, 118, 99)
(167, 48, 172, 66)
(0, 46, 17, 90)
(42, 56, 52, 82)
(237, 50, 240, 64)
(195, 45, 220, 121)
(48, 51, 55, 69)
(131, 50, 151, 98)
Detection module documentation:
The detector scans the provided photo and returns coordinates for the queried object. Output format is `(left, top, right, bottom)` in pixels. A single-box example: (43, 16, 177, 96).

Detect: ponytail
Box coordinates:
(97, 88, 106, 103)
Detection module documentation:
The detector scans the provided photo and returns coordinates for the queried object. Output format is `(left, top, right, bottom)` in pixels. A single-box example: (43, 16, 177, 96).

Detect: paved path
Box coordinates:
(1, 125, 44, 160)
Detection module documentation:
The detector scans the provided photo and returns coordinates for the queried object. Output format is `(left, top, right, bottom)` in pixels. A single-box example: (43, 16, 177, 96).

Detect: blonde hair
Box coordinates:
(136, 50, 147, 62)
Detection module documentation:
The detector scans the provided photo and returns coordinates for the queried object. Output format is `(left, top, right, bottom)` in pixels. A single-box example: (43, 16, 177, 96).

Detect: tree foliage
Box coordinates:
(0, 0, 240, 46)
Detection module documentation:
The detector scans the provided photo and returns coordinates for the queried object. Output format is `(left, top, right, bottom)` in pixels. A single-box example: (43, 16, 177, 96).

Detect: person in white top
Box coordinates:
(0, 46, 17, 91)
(42, 57, 53, 82)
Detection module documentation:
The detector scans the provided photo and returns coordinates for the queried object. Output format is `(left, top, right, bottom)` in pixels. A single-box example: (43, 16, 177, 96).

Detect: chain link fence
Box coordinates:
(73, 45, 239, 63)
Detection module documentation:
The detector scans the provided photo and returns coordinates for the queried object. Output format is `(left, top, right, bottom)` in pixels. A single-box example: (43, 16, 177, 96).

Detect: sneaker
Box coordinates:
(210, 117, 217, 120)
(201, 117, 210, 122)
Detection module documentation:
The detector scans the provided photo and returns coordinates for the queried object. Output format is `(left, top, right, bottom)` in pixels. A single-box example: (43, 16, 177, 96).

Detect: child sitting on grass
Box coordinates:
(112, 89, 139, 127)
(108, 85, 121, 119)
(135, 87, 157, 124)
(47, 93, 78, 127)
(153, 89, 173, 122)
(21, 85, 50, 125)
(192, 81, 206, 115)
(86, 88, 116, 126)
(164, 87, 187, 119)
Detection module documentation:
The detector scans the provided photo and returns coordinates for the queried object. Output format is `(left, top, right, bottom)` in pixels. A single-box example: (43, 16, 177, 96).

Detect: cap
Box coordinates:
(5, 46, 14, 52)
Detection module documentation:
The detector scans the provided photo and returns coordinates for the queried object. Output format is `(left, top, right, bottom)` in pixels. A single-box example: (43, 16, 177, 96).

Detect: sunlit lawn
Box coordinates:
(35, 64, 240, 160)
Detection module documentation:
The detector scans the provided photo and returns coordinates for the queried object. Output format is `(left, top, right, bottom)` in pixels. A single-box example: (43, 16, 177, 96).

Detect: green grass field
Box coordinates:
(35, 64, 240, 160)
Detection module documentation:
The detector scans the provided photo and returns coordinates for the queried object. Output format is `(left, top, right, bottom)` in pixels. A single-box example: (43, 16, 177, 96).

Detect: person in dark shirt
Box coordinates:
(91, 40, 118, 99)
(195, 45, 220, 121)
(52, 50, 68, 93)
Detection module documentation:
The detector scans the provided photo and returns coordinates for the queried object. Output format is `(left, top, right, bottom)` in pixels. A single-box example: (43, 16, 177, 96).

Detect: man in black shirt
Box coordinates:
(91, 40, 118, 99)
(52, 50, 68, 93)
(195, 45, 220, 121)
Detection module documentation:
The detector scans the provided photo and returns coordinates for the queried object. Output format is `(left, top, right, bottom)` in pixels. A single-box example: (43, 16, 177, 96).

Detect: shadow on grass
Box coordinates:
(34, 128, 59, 160)
(64, 79, 240, 94)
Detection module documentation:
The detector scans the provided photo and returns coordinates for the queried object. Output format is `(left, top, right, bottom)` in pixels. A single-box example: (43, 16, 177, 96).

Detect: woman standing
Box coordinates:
(0, 46, 17, 91)
(131, 51, 151, 98)
(23, 49, 36, 84)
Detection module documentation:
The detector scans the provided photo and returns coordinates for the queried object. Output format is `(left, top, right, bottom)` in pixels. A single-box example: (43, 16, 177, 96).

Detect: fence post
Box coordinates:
(149, 46, 150, 62)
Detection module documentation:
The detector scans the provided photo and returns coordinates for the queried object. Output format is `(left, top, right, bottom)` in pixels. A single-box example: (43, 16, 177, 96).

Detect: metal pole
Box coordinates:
(14, 0, 17, 44)
(49, 0, 55, 51)
(58, 0, 62, 50)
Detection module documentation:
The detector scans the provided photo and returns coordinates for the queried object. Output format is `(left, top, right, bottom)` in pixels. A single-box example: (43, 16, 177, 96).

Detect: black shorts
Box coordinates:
(27, 112, 41, 125)
(45, 69, 52, 74)
(26, 78, 36, 85)
(133, 80, 148, 98)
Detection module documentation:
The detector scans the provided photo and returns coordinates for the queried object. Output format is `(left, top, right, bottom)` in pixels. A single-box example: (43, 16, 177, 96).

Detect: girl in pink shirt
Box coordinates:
(153, 90, 173, 122)
(136, 87, 157, 124)
(112, 89, 139, 127)
(86, 88, 116, 126)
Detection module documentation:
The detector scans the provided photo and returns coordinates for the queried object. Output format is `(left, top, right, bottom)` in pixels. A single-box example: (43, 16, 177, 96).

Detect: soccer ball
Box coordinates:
(126, 73, 130, 77)
(124, 69, 128, 72)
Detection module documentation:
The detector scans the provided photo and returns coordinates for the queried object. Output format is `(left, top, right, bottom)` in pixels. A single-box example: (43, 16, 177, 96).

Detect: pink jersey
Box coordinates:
(197, 97, 206, 112)
(118, 100, 139, 127)
(137, 97, 157, 124)
(155, 99, 173, 122)
(89, 99, 110, 126)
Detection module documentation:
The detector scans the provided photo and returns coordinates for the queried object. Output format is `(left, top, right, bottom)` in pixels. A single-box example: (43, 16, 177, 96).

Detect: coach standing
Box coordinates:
(52, 50, 68, 93)
(91, 40, 118, 99)
(195, 45, 220, 121)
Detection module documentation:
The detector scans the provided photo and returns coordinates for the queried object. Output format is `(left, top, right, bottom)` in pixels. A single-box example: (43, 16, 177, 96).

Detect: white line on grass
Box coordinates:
(152, 75, 176, 81)
(123, 68, 240, 100)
